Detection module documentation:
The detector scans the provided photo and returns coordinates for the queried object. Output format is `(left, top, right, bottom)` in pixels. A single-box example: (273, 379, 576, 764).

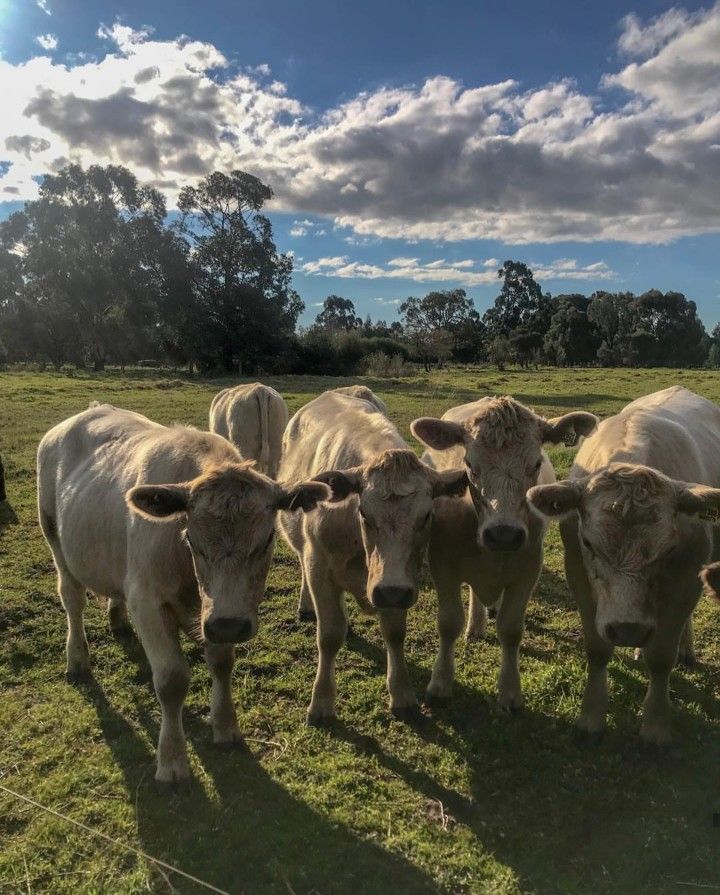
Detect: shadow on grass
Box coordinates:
(78, 675, 441, 895)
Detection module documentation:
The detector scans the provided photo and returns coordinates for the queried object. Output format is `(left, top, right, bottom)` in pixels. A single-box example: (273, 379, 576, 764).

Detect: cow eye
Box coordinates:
(581, 535, 594, 553)
(419, 510, 432, 529)
(534, 459, 543, 472)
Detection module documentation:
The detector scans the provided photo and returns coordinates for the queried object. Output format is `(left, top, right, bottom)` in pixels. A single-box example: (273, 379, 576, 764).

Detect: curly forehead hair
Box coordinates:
(587, 464, 670, 521)
(364, 449, 427, 497)
(189, 461, 271, 519)
(468, 397, 542, 450)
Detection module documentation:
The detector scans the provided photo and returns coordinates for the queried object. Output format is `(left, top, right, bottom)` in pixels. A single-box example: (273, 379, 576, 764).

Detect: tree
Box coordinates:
(543, 296, 600, 366)
(314, 296, 361, 331)
(0, 164, 171, 370)
(629, 290, 708, 367)
(483, 261, 554, 342)
(399, 289, 480, 369)
(587, 292, 637, 367)
(176, 170, 303, 372)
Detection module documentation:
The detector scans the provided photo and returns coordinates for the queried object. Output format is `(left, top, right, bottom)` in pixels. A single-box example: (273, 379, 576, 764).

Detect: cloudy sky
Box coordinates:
(0, 0, 718, 325)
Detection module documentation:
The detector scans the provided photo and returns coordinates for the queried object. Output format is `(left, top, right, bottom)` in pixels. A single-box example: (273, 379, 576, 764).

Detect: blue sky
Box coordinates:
(0, 0, 718, 326)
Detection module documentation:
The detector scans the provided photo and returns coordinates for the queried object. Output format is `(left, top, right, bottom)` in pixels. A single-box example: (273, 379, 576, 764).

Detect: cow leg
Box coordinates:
(128, 592, 191, 782)
(426, 573, 463, 703)
(640, 638, 677, 745)
(677, 616, 696, 668)
(205, 642, 241, 746)
(58, 570, 91, 681)
(496, 582, 530, 712)
(107, 597, 132, 637)
(465, 587, 488, 641)
(378, 608, 417, 717)
(562, 519, 613, 738)
(306, 554, 346, 725)
(297, 560, 316, 623)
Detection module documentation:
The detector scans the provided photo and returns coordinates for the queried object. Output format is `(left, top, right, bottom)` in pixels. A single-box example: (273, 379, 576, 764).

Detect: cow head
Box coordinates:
(314, 449, 467, 610)
(528, 463, 720, 647)
(127, 462, 329, 644)
(412, 398, 597, 552)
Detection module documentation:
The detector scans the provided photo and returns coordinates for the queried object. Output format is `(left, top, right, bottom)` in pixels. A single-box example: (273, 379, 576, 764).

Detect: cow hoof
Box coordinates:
(306, 709, 337, 728)
(65, 668, 92, 685)
(488, 607, 498, 620)
(573, 727, 605, 746)
(391, 704, 422, 722)
(155, 757, 191, 785)
(498, 695, 523, 715)
(465, 628, 486, 643)
(677, 651, 696, 669)
(424, 691, 451, 709)
(297, 608, 317, 624)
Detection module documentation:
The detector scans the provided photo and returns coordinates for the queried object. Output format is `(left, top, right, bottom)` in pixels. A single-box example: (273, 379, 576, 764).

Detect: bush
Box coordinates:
(363, 351, 412, 377)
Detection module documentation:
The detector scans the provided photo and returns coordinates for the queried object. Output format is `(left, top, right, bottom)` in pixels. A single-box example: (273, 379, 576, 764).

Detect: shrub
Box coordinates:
(364, 351, 412, 377)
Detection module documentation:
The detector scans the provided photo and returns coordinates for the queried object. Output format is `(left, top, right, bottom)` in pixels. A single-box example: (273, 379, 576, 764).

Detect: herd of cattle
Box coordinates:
(35, 382, 720, 782)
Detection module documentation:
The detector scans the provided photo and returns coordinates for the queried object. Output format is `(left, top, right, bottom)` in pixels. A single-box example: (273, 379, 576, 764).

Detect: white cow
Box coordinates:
(411, 397, 597, 710)
(209, 383, 289, 478)
(37, 403, 328, 781)
(278, 388, 467, 724)
(528, 386, 720, 743)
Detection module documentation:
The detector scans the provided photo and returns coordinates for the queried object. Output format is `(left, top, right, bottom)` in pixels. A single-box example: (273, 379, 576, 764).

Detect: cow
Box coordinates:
(37, 403, 329, 782)
(277, 388, 468, 725)
(209, 383, 289, 479)
(527, 386, 720, 744)
(411, 397, 597, 710)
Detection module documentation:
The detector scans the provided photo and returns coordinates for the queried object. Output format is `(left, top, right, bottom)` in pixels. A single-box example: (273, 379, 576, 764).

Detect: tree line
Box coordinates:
(0, 162, 716, 374)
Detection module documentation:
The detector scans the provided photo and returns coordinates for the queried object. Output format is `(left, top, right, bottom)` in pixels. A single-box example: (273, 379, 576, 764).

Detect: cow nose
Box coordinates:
(372, 586, 415, 609)
(204, 616, 253, 644)
(604, 622, 654, 647)
(483, 524, 526, 552)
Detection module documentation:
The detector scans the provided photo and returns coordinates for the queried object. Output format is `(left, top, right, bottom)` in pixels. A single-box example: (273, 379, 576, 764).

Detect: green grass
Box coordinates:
(1, 365, 720, 894)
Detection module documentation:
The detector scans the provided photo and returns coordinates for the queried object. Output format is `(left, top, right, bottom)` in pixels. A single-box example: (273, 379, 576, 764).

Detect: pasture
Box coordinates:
(1, 366, 719, 894)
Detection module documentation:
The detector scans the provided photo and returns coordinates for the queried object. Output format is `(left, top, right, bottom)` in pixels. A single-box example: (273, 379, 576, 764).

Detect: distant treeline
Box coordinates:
(0, 162, 716, 374)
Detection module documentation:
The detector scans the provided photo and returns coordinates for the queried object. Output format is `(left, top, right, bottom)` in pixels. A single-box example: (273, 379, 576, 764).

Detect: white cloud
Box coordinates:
(36, 0, 51, 14)
(35, 34, 58, 51)
(617, 7, 700, 58)
(1, 7, 719, 244)
(289, 225, 307, 236)
(301, 255, 615, 286)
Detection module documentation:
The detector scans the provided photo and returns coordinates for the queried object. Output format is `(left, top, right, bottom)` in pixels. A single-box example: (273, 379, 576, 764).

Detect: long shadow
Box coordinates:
(77, 675, 444, 895)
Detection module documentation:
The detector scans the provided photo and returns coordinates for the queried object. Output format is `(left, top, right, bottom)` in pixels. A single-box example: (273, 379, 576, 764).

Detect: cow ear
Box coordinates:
(432, 467, 468, 499)
(275, 481, 331, 513)
(411, 418, 466, 451)
(127, 484, 190, 521)
(311, 468, 363, 503)
(676, 483, 720, 521)
(527, 481, 583, 519)
(700, 562, 720, 602)
(542, 412, 598, 446)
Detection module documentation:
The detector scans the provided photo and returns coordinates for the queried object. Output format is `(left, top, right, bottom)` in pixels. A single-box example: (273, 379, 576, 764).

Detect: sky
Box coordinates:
(0, 0, 718, 326)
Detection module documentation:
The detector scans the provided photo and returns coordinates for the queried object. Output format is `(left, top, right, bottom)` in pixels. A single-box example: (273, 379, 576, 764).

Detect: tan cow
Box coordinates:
(527, 386, 720, 744)
(278, 388, 467, 724)
(37, 404, 328, 782)
(411, 397, 597, 709)
(209, 383, 289, 478)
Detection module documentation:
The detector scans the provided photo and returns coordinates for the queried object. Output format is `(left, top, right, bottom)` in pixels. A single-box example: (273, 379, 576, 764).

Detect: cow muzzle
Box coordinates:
(482, 523, 526, 552)
(204, 615, 255, 644)
(371, 585, 416, 610)
(603, 621, 655, 648)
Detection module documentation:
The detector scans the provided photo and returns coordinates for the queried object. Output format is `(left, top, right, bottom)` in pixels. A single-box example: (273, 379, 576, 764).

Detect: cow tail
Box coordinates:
(258, 390, 270, 475)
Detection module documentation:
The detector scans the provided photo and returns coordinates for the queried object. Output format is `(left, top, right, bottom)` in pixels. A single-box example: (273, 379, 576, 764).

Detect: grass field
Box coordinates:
(1, 366, 719, 894)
